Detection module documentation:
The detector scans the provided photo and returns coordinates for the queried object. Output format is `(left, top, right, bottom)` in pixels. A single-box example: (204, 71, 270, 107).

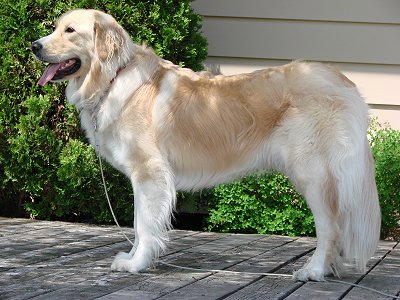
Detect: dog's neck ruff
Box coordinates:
(89, 64, 127, 134)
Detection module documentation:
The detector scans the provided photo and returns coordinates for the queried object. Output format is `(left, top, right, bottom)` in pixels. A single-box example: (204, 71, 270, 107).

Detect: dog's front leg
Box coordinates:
(111, 166, 175, 273)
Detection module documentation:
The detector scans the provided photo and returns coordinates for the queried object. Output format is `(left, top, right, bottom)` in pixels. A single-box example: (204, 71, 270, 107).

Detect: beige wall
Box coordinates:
(192, 0, 400, 129)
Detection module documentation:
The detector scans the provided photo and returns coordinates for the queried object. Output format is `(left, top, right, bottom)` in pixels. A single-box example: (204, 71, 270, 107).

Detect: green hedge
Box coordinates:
(206, 173, 315, 236)
(206, 119, 400, 239)
(368, 119, 400, 239)
(0, 0, 207, 223)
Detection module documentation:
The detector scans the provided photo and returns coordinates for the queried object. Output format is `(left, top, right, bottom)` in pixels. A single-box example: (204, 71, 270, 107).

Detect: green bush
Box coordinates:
(0, 0, 207, 223)
(206, 173, 315, 236)
(369, 119, 400, 239)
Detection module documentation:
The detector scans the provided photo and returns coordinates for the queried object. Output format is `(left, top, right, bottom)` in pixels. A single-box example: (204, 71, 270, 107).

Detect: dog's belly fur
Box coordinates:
(172, 141, 274, 191)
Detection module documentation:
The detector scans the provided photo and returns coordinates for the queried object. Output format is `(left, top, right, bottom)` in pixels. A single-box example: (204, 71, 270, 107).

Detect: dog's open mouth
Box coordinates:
(38, 58, 81, 86)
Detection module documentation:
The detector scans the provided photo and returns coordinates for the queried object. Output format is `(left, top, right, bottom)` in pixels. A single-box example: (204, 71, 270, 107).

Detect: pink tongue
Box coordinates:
(38, 63, 62, 86)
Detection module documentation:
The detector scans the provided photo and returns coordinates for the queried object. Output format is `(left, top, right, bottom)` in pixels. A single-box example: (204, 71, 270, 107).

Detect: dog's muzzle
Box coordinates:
(31, 40, 81, 86)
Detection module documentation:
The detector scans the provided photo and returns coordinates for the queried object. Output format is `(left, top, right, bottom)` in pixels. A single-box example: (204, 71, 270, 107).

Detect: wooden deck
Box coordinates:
(0, 217, 399, 299)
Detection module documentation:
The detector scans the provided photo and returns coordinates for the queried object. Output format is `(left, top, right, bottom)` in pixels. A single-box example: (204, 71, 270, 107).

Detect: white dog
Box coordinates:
(32, 9, 381, 281)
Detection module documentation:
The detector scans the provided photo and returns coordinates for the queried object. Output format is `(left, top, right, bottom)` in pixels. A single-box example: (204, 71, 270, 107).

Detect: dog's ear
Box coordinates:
(93, 14, 125, 63)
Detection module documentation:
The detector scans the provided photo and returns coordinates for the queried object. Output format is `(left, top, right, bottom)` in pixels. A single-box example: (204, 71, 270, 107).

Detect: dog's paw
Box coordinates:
(293, 267, 325, 282)
(111, 256, 136, 272)
(110, 252, 134, 272)
(111, 253, 147, 273)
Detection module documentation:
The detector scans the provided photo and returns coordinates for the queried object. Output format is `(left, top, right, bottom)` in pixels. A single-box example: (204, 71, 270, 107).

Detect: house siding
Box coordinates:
(192, 0, 400, 128)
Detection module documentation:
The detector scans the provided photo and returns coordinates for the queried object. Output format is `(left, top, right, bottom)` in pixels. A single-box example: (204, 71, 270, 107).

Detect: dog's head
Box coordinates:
(32, 9, 132, 86)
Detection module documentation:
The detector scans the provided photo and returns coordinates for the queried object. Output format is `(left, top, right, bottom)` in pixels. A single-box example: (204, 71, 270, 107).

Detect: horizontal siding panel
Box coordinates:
(369, 107, 400, 129)
(192, 0, 400, 24)
(204, 57, 400, 106)
(202, 18, 400, 65)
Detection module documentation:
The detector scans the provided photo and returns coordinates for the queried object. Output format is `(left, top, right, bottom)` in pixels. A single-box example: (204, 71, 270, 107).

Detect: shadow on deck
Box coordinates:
(0, 217, 399, 299)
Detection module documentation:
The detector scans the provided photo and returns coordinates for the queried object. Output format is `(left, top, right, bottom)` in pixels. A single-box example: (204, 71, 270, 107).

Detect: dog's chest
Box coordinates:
(79, 110, 128, 173)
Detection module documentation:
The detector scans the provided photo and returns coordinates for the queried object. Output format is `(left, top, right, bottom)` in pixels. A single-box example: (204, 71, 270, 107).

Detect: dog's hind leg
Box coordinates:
(290, 163, 341, 281)
(111, 158, 175, 273)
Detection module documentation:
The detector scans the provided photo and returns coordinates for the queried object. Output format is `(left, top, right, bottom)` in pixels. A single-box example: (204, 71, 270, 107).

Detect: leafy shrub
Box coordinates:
(206, 173, 315, 236)
(369, 119, 400, 239)
(0, 0, 207, 223)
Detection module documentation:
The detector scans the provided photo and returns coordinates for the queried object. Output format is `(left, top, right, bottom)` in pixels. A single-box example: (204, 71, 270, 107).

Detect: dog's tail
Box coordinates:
(335, 136, 381, 271)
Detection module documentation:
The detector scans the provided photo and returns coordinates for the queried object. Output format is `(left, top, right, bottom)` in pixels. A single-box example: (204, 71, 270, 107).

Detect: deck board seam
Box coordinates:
(217, 244, 315, 299)
(338, 241, 399, 300)
(0, 238, 127, 274)
(152, 238, 308, 299)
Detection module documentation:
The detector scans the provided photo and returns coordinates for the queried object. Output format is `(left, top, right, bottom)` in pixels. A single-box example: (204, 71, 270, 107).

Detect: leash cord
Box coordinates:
(98, 155, 135, 246)
(97, 155, 400, 299)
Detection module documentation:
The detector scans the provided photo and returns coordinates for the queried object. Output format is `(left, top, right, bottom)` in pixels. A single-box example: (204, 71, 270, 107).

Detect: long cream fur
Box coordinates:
(32, 9, 381, 281)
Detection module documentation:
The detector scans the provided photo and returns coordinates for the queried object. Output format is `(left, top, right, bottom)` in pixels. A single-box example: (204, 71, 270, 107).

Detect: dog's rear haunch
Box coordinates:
(32, 9, 381, 281)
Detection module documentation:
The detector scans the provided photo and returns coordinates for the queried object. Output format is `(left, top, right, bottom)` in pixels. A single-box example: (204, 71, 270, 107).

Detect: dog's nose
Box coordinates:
(31, 41, 42, 54)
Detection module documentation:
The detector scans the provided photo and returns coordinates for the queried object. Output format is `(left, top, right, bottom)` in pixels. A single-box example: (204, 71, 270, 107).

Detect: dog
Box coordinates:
(32, 9, 381, 281)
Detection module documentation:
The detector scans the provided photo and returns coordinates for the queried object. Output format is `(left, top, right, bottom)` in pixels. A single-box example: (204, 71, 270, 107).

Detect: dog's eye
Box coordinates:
(65, 27, 75, 33)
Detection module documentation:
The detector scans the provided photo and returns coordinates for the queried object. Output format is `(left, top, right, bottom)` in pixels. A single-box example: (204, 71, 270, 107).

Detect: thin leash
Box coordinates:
(96, 150, 400, 299)
(98, 155, 135, 246)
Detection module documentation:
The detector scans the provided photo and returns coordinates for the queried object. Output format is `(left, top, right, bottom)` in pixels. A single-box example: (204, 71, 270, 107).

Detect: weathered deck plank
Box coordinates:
(343, 242, 400, 299)
(282, 240, 398, 300)
(0, 217, 398, 299)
